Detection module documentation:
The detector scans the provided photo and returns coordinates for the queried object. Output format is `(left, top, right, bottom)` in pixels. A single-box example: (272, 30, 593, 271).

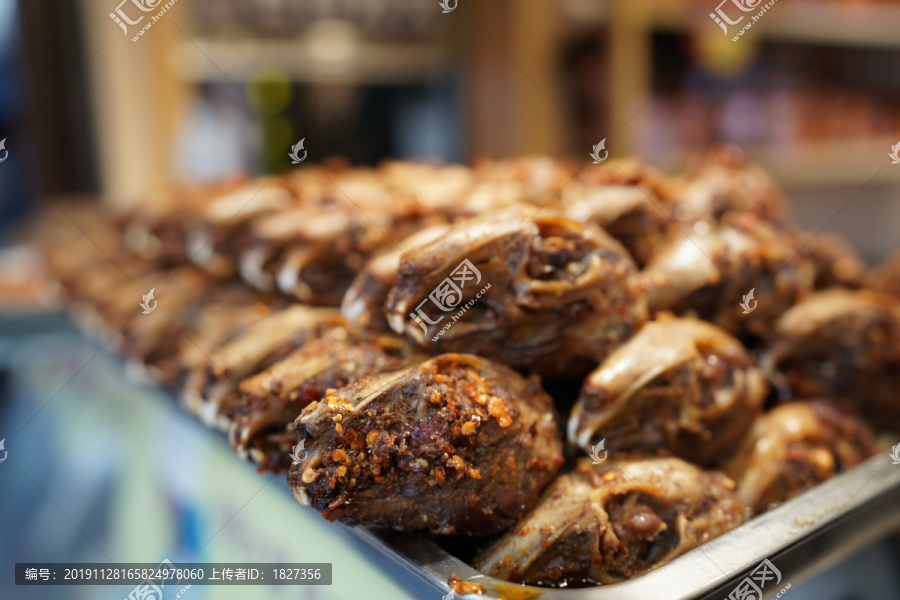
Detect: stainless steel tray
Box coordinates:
(350, 454, 900, 599)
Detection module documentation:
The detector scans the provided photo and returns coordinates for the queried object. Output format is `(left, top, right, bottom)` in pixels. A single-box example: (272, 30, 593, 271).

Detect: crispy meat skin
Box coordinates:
(765, 289, 900, 429)
(569, 315, 767, 466)
(473, 457, 745, 586)
(288, 354, 564, 535)
(183, 305, 345, 429)
(642, 220, 814, 341)
(227, 328, 426, 472)
(726, 401, 876, 514)
(385, 207, 647, 376)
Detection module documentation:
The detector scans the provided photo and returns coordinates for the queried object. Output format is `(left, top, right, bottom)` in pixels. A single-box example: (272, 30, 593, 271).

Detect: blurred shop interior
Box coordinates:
(2, 0, 900, 261)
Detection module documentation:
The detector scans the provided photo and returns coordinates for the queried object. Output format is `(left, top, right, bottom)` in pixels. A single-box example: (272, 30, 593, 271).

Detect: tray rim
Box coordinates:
(351, 453, 900, 599)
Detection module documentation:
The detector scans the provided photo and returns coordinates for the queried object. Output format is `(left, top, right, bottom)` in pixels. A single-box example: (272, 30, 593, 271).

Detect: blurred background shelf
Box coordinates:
(171, 36, 453, 85)
(5, 0, 900, 255)
(750, 136, 900, 187)
(626, 1, 900, 49)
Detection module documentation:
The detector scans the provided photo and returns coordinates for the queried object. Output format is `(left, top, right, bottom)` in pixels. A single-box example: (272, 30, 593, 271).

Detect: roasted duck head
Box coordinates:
(182, 305, 345, 429)
(866, 249, 900, 299)
(473, 456, 745, 587)
(341, 225, 450, 332)
(765, 289, 900, 429)
(288, 354, 564, 535)
(470, 155, 576, 209)
(227, 328, 426, 472)
(560, 158, 674, 266)
(726, 401, 876, 514)
(569, 315, 767, 466)
(385, 207, 647, 376)
(642, 220, 814, 342)
(795, 230, 865, 291)
(669, 146, 786, 224)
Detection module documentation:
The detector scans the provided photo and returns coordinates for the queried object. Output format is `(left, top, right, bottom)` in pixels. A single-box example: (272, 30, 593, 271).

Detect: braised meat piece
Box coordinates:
(569, 315, 767, 466)
(642, 220, 813, 341)
(726, 401, 876, 514)
(164, 300, 280, 386)
(228, 328, 426, 472)
(69, 267, 213, 344)
(669, 146, 786, 224)
(119, 177, 249, 267)
(379, 161, 475, 217)
(469, 155, 576, 209)
(561, 158, 674, 266)
(186, 177, 293, 278)
(866, 250, 900, 299)
(473, 457, 745, 587)
(119, 277, 249, 367)
(385, 207, 646, 376)
(341, 225, 450, 331)
(794, 230, 865, 290)
(288, 354, 564, 535)
(764, 289, 900, 429)
(183, 305, 345, 429)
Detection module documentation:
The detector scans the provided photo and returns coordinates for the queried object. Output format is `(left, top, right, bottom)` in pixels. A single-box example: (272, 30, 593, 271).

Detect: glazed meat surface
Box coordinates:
(473, 457, 745, 587)
(569, 315, 767, 466)
(642, 220, 813, 341)
(669, 146, 786, 224)
(165, 300, 279, 386)
(385, 207, 647, 376)
(866, 249, 900, 299)
(227, 328, 426, 472)
(765, 289, 900, 429)
(561, 158, 674, 266)
(186, 178, 293, 278)
(288, 354, 564, 535)
(726, 401, 876, 514)
(183, 305, 345, 429)
(795, 230, 865, 291)
(341, 225, 450, 331)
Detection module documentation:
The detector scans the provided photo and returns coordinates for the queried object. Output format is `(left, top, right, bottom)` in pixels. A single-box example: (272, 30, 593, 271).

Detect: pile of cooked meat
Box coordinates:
(33, 148, 898, 588)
